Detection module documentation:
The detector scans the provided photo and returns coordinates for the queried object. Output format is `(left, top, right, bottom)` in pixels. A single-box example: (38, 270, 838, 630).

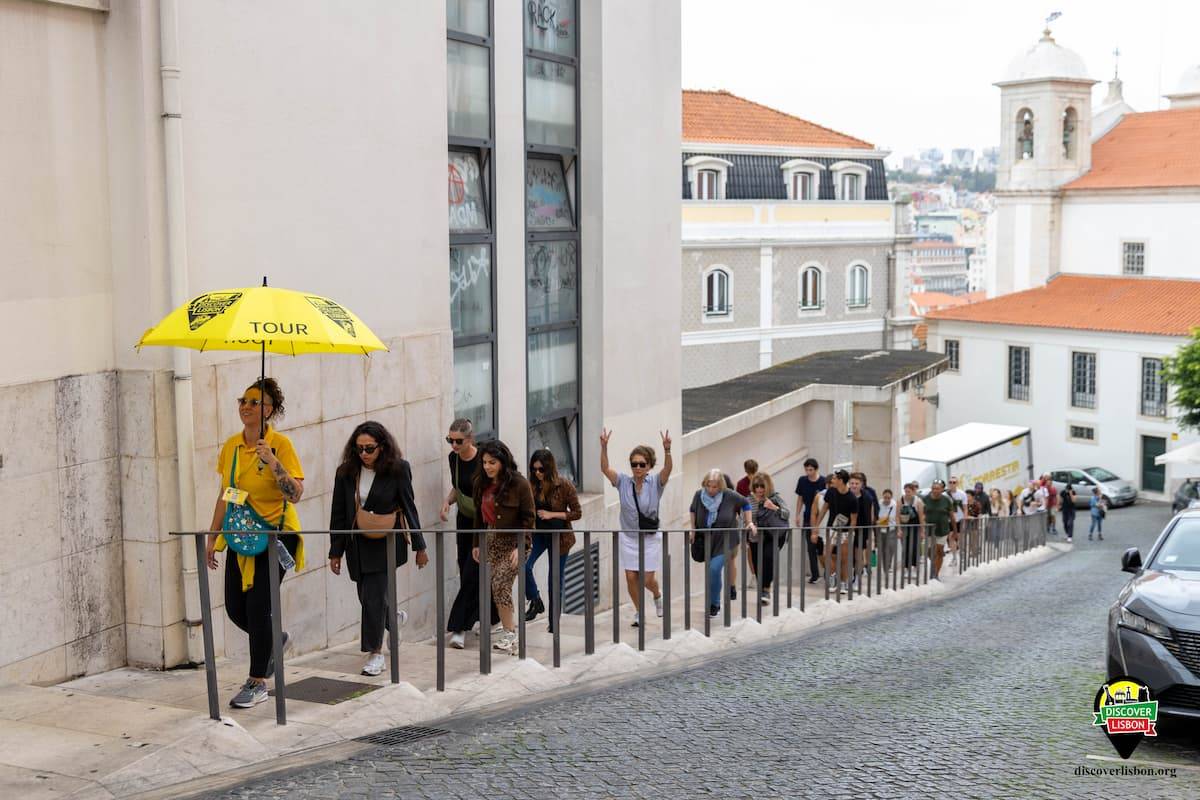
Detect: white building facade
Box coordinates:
(928, 27, 1200, 498)
(0, 0, 681, 684)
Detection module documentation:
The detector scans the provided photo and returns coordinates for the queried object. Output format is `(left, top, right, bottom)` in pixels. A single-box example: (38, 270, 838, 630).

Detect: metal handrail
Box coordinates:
(171, 512, 1048, 725)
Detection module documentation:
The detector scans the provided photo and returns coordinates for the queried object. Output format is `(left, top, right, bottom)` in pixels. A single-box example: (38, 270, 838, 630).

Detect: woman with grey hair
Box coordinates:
(689, 469, 754, 618)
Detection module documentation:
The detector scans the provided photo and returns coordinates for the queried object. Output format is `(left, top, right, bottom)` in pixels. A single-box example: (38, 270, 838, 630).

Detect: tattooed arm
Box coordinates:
(257, 439, 304, 503)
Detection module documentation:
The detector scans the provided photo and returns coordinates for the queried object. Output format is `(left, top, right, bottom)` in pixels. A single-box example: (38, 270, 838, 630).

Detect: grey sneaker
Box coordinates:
(229, 679, 268, 708)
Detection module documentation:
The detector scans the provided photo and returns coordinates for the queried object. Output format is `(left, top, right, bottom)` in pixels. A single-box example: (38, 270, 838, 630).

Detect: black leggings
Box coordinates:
(224, 534, 299, 680)
(748, 531, 786, 590)
(447, 526, 500, 633)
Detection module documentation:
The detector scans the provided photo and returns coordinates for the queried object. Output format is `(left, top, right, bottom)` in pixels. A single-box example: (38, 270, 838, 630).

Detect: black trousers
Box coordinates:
(355, 571, 389, 652)
(1062, 511, 1076, 538)
(748, 531, 786, 590)
(804, 526, 822, 578)
(447, 526, 499, 633)
(225, 534, 299, 680)
(901, 525, 920, 568)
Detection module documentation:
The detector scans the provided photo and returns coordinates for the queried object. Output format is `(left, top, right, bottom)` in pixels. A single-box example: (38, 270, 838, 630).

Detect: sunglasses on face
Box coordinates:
(445, 437, 466, 445)
(237, 397, 271, 408)
(630, 461, 648, 469)
(532, 466, 545, 474)
(357, 444, 379, 454)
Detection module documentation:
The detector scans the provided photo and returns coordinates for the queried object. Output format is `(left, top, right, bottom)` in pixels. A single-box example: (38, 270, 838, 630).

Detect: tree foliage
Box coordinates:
(1163, 330, 1200, 430)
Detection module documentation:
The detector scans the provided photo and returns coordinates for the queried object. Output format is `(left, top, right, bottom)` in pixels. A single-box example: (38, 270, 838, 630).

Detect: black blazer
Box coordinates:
(329, 460, 427, 581)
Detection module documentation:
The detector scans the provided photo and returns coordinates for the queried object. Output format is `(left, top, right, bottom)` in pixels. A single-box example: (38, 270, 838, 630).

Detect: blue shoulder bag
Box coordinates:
(221, 448, 286, 556)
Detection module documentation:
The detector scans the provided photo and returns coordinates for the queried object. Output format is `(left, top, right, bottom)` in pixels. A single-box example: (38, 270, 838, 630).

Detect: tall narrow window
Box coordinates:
(704, 269, 730, 317)
(448, 1, 496, 438)
(945, 339, 960, 372)
(800, 266, 822, 310)
(793, 172, 812, 201)
(525, 0, 580, 483)
(1008, 346, 1030, 401)
(840, 173, 861, 201)
(696, 169, 719, 200)
(847, 264, 870, 308)
(1142, 357, 1167, 417)
(1016, 108, 1034, 160)
(1071, 352, 1096, 409)
(1122, 242, 1145, 275)
(1062, 106, 1078, 159)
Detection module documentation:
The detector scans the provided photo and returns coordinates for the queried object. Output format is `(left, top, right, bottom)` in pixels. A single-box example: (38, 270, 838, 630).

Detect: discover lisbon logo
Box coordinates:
(1092, 676, 1158, 759)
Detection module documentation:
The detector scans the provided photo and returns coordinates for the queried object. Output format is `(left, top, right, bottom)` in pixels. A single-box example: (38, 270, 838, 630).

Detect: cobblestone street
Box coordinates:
(203, 503, 1200, 800)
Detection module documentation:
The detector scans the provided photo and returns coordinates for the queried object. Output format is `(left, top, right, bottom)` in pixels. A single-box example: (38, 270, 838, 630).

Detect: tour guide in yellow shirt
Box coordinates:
(205, 378, 305, 709)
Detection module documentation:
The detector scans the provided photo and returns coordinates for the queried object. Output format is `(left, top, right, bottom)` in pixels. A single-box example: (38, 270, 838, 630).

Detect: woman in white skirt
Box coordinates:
(600, 428, 672, 627)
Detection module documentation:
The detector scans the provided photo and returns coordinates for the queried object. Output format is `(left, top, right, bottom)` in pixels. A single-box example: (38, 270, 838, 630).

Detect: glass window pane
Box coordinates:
(448, 40, 490, 139)
(453, 342, 494, 434)
(528, 328, 578, 421)
(450, 244, 492, 338)
(448, 152, 488, 233)
(528, 415, 578, 485)
(527, 159, 573, 229)
(524, 0, 576, 57)
(446, 0, 489, 36)
(525, 57, 576, 148)
(527, 240, 579, 327)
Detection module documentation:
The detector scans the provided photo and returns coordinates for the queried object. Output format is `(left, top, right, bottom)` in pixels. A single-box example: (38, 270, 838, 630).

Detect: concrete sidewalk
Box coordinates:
(0, 543, 1064, 799)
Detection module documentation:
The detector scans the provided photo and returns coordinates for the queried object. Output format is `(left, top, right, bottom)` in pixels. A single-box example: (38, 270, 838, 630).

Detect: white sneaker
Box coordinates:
(654, 595, 663, 618)
(395, 610, 408, 644)
(361, 653, 385, 676)
(759, 590, 771, 606)
(631, 613, 640, 628)
(449, 632, 466, 650)
(838, 581, 848, 595)
(492, 630, 517, 654)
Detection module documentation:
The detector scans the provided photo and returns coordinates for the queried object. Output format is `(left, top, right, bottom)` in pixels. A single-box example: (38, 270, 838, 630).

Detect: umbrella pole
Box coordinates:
(259, 276, 268, 440)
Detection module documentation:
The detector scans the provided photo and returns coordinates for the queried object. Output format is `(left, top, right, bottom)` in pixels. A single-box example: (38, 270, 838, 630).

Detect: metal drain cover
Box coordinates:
(269, 676, 381, 705)
(354, 725, 450, 747)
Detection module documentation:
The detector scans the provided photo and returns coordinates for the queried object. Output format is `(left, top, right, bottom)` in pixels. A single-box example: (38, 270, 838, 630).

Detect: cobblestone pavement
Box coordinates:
(204, 503, 1200, 800)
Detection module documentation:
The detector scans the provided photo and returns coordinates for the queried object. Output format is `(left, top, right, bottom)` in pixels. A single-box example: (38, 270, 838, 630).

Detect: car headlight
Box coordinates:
(1118, 606, 1172, 640)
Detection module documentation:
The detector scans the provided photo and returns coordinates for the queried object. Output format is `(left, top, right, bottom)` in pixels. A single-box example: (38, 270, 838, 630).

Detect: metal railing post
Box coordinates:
(517, 533, 527, 660)
(435, 531, 445, 692)
(637, 532, 646, 651)
(755, 530, 764, 623)
(787, 525, 794, 610)
(772, 529, 781, 617)
(847, 532, 855, 602)
(386, 531, 399, 685)
(662, 531, 672, 641)
(583, 531, 595, 655)
(684, 531, 692, 632)
(266, 533, 286, 726)
(194, 535, 220, 722)
(723, 533, 733, 628)
(703, 533, 712, 638)
(479, 530, 491, 675)
(800, 527, 806, 613)
(612, 534, 620, 644)
(551, 532, 561, 668)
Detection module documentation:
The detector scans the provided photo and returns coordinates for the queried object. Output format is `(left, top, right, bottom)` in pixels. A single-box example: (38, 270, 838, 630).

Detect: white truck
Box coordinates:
(900, 423, 1033, 493)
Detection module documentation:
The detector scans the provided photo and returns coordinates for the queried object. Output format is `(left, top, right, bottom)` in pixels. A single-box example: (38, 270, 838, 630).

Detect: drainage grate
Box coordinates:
(269, 676, 381, 705)
(355, 725, 450, 747)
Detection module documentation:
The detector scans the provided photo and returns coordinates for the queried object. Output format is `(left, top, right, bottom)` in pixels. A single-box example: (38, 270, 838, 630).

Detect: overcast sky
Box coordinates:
(681, 0, 1200, 165)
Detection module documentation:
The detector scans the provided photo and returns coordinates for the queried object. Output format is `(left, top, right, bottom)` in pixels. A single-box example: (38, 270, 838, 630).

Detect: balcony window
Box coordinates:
(704, 268, 731, 317)
(1071, 351, 1096, 409)
(847, 264, 870, 308)
(800, 265, 823, 310)
(1141, 358, 1167, 417)
(1008, 346, 1030, 401)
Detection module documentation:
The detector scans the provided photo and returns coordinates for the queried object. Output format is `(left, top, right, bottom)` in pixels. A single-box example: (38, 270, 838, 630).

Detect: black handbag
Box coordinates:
(690, 532, 708, 563)
(631, 481, 659, 531)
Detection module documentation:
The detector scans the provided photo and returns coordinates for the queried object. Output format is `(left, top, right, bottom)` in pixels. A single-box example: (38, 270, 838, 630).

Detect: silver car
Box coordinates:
(1049, 467, 1138, 509)
(1106, 509, 1200, 720)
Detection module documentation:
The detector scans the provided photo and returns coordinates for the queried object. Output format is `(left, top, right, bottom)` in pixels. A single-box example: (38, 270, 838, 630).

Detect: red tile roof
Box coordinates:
(910, 291, 986, 315)
(1063, 108, 1200, 191)
(927, 275, 1200, 336)
(682, 90, 874, 149)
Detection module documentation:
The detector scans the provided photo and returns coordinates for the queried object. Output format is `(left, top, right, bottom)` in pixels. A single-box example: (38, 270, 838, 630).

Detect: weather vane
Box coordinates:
(1113, 46, 1121, 79)
(1045, 10, 1062, 35)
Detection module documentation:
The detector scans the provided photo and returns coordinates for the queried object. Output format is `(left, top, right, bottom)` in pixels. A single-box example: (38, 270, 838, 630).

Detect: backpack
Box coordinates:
(899, 500, 918, 524)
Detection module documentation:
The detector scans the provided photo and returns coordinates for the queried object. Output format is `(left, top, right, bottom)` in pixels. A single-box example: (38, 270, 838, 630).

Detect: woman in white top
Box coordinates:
(600, 428, 672, 628)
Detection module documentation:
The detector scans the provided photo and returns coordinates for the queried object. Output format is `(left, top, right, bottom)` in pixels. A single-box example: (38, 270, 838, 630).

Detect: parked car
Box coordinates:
(1048, 467, 1138, 509)
(1173, 479, 1200, 514)
(1106, 508, 1200, 720)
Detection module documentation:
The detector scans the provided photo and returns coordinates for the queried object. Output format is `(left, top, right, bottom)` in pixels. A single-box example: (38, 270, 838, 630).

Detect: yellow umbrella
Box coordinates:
(137, 280, 387, 355)
(137, 278, 387, 435)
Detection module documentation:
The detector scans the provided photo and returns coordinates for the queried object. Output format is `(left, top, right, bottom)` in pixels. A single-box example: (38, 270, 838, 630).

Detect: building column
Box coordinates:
(759, 245, 773, 370)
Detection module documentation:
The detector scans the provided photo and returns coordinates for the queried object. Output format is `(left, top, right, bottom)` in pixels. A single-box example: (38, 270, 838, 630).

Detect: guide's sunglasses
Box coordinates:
(357, 444, 379, 455)
(630, 461, 648, 469)
(531, 465, 545, 474)
(236, 397, 271, 408)
(445, 436, 466, 445)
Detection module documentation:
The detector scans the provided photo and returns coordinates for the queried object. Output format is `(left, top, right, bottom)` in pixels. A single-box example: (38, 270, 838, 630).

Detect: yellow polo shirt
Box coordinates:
(215, 426, 305, 590)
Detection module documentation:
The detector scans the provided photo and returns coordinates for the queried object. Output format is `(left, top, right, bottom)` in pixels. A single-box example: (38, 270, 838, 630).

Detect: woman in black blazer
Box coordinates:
(329, 421, 427, 676)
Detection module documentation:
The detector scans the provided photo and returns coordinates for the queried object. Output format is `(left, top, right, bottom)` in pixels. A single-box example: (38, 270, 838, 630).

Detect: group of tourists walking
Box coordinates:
(204, 376, 1078, 710)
